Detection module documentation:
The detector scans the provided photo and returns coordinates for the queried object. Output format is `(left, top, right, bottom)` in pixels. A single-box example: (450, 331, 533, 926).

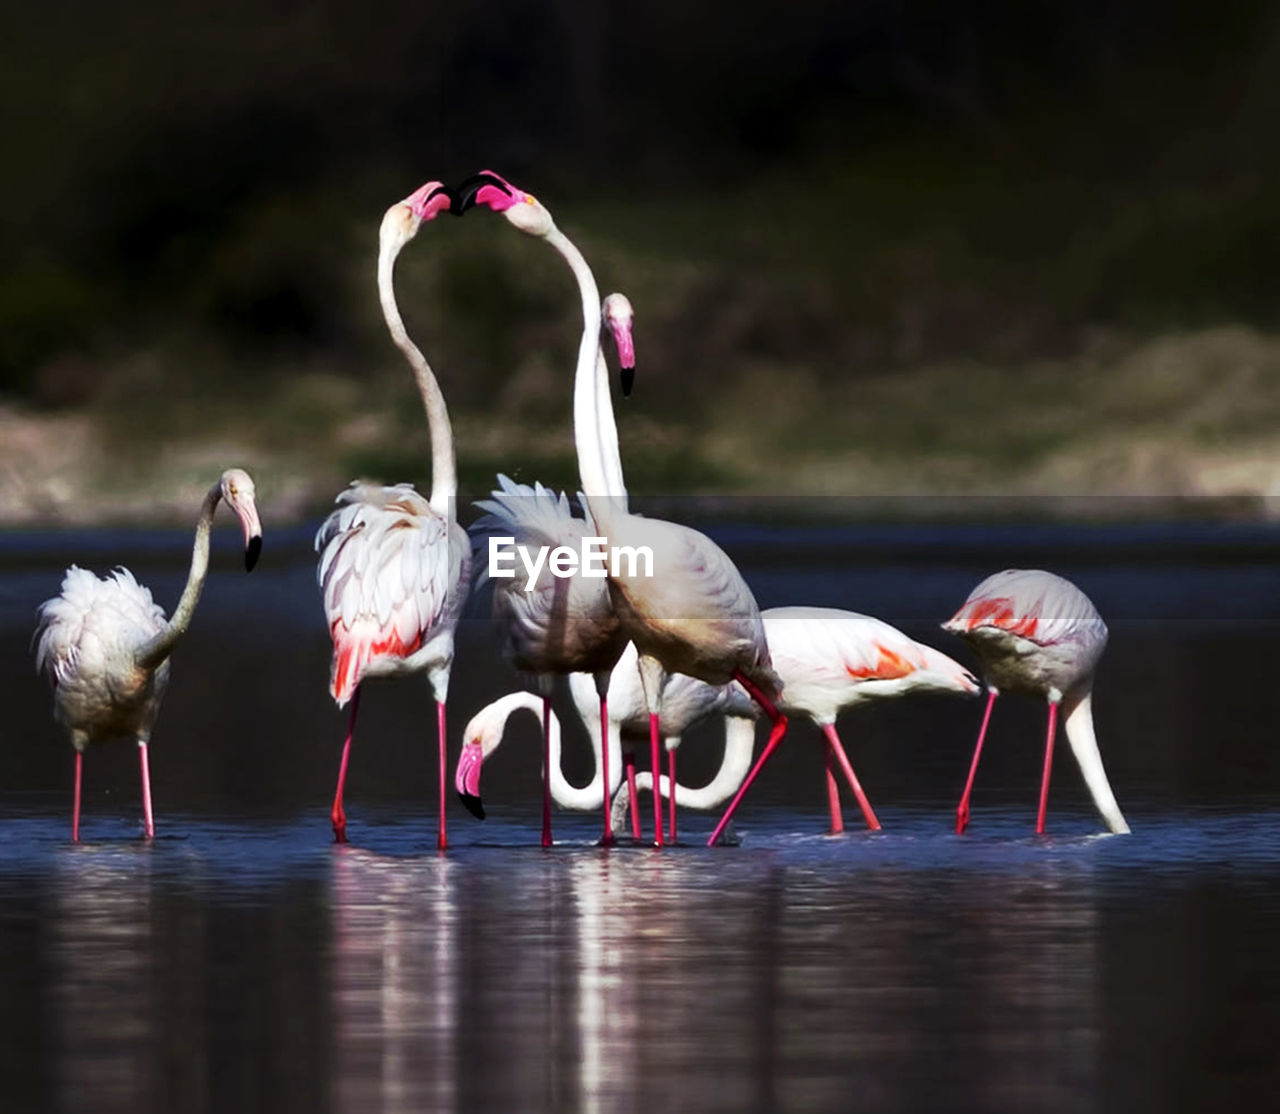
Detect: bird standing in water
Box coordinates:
(943, 569, 1130, 835)
(35, 469, 262, 841)
(316, 181, 469, 850)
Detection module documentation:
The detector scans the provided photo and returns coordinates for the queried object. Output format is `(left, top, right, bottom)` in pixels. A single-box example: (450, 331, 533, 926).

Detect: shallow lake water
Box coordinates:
(1, 517, 1278, 1112)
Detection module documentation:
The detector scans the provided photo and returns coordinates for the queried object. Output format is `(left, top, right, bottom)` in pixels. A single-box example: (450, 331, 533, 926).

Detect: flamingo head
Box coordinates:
(379, 181, 455, 255)
(455, 705, 505, 820)
(602, 293, 636, 397)
(218, 468, 263, 571)
(455, 741, 485, 819)
(453, 170, 554, 237)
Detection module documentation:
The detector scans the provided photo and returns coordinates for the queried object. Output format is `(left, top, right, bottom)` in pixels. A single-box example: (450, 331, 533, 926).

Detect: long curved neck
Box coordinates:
(136, 483, 221, 670)
(1062, 688, 1131, 834)
(638, 714, 759, 809)
(594, 347, 627, 508)
(544, 226, 624, 528)
(496, 692, 610, 810)
(378, 237, 456, 518)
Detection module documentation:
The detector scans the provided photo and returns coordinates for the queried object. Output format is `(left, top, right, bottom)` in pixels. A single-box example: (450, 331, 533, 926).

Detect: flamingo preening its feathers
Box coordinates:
(35, 469, 262, 841)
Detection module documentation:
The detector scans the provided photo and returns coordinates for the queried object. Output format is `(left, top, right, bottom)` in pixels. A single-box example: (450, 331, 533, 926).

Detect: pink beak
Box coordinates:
(455, 742, 486, 819)
(236, 501, 263, 571)
(607, 317, 636, 397)
(404, 180, 454, 222)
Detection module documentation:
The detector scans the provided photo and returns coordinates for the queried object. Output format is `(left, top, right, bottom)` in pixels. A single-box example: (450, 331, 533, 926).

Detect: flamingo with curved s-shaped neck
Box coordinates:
(943, 569, 1130, 835)
(35, 469, 263, 841)
(461, 293, 637, 847)
(316, 181, 470, 850)
(456, 170, 792, 848)
(457, 639, 754, 839)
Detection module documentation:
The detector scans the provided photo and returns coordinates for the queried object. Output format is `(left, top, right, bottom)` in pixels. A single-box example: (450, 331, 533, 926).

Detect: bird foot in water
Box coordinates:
(716, 823, 741, 848)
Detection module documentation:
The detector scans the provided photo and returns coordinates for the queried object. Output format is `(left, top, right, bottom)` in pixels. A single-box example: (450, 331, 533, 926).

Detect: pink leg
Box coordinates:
(1035, 700, 1059, 835)
(707, 671, 789, 847)
(138, 741, 155, 840)
(625, 751, 641, 839)
(956, 688, 997, 834)
(331, 688, 360, 843)
(649, 713, 664, 847)
(667, 747, 678, 844)
(824, 743, 844, 835)
(600, 696, 615, 846)
(71, 751, 82, 843)
(541, 695, 553, 848)
(436, 700, 448, 852)
(822, 724, 880, 831)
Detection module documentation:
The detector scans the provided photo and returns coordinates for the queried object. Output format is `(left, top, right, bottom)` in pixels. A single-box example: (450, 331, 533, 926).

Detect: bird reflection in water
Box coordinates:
(50, 847, 158, 1111)
(329, 849, 457, 1112)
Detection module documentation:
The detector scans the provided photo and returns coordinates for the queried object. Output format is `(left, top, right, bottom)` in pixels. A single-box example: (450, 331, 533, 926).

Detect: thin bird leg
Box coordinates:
(331, 687, 360, 843)
(956, 688, 998, 835)
(138, 739, 155, 840)
(541, 695, 553, 848)
(706, 671, 789, 847)
(648, 713, 664, 847)
(71, 751, 82, 843)
(667, 746, 677, 844)
(599, 696, 615, 846)
(822, 724, 880, 831)
(624, 750, 641, 839)
(1036, 700, 1059, 835)
(823, 741, 844, 835)
(436, 700, 448, 852)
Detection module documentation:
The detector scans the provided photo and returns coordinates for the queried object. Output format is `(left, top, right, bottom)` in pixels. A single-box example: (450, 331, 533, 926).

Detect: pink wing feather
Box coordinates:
(943, 569, 1105, 647)
(315, 483, 453, 706)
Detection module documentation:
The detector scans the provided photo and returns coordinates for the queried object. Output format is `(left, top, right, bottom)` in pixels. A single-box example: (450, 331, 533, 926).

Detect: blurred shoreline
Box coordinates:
(4, 323, 1279, 528)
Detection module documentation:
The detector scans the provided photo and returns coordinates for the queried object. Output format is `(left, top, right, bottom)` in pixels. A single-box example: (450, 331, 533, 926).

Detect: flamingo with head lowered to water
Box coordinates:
(943, 569, 1130, 835)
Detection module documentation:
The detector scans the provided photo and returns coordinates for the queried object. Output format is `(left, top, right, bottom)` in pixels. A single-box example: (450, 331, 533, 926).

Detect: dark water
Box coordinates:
(2, 519, 1279, 1112)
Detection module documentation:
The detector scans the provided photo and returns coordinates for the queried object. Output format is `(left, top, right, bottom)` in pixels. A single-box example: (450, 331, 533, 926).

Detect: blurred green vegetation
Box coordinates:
(2, 2, 1280, 520)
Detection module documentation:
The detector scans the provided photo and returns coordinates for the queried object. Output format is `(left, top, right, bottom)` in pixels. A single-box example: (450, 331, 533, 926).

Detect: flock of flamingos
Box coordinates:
(33, 171, 1132, 849)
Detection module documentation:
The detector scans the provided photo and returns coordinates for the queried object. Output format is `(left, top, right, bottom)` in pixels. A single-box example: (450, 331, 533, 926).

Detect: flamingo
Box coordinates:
(34, 468, 263, 841)
(463, 294, 637, 847)
(942, 569, 1130, 835)
(457, 639, 755, 839)
(316, 181, 469, 850)
(618, 607, 980, 836)
(455, 170, 789, 848)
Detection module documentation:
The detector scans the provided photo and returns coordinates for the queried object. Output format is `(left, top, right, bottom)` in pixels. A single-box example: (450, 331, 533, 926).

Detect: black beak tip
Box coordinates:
(452, 172, 511, 216)
(458, 792, 486, 821)
(245, 535, 262, 572)
(621, 365, 635, 398)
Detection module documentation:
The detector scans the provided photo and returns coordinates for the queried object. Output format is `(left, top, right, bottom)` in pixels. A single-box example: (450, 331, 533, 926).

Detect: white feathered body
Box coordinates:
(764, 606, 979, 723)
(34, 566, 170, 749)
(604, 513, 778, 692)
(942, 569, 1106, 700)
(472, 475, 625, 680)
(316, 482, 470, 706)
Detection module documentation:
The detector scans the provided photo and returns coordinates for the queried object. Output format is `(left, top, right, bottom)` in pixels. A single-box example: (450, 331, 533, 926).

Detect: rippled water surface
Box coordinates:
(1, 520, 1278, 1112)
